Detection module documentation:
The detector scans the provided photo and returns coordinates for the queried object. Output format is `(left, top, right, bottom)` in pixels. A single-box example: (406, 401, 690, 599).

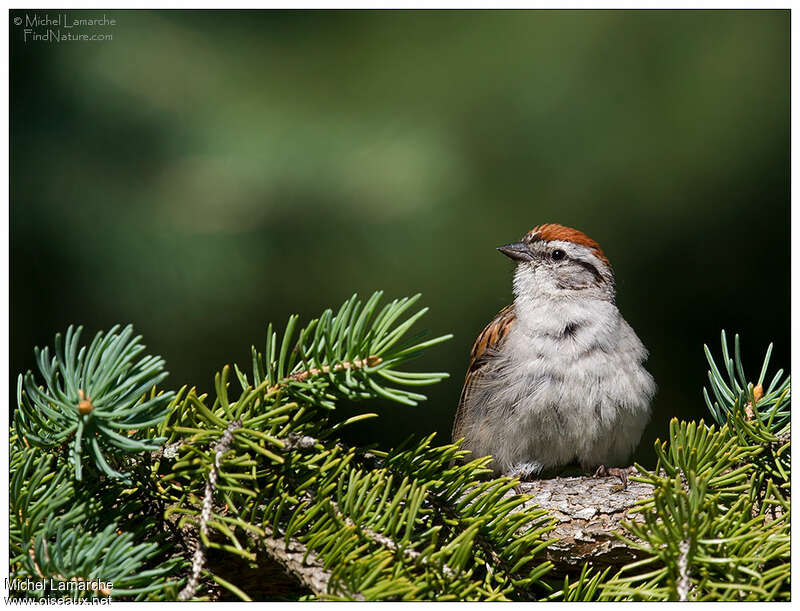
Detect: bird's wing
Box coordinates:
(452, 303, 516, 442)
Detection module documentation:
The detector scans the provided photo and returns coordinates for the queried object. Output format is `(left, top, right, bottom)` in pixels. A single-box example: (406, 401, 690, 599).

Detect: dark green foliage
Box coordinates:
(8, 441, 179, 600)
(160, 292, 556, 600)
(545, 565, 611, 601)
(604, 420, 788, 600)
(10, 300, 790, 601)
(15, 325, 174, 480)
(245, 291, 452, 406)
(580, 332, 791, 602)
(703, 330, 790, 432)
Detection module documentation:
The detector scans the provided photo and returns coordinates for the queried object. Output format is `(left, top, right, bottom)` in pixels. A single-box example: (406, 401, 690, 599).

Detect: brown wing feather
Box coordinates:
(452, 304, 516, 442)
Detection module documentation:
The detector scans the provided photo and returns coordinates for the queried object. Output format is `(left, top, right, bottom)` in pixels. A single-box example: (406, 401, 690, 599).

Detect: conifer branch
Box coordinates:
(10, 304, 789, 602)
(178, 419, 241, 601)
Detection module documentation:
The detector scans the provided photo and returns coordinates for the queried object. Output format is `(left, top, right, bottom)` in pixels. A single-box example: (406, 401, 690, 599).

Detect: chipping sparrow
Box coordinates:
(452, 223, 656, 482)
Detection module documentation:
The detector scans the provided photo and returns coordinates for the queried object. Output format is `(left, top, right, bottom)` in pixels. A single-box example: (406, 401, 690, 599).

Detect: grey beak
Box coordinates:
(497, 242, 533, 262)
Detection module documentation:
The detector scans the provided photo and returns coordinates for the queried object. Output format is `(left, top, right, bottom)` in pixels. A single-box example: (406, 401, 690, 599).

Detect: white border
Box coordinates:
(3, 4, 794, 607)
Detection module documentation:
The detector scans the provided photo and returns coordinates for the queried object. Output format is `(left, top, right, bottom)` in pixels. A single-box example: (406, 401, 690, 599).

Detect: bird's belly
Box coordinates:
(478, 340, 648, 475)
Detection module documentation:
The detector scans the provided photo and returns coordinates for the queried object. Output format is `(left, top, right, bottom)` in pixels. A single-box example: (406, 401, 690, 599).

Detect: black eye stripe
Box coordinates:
(573, 259, 603, 282)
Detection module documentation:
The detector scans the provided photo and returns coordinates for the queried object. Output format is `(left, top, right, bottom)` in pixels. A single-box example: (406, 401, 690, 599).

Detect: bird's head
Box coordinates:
(498, 223, 616, 302)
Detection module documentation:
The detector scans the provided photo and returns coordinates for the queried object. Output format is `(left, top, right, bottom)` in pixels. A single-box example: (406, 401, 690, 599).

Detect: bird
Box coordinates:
(452, 223, 656, 484)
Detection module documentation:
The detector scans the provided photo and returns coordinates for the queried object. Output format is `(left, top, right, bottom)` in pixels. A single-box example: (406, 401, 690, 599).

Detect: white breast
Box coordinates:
(460, 296, 655, 478)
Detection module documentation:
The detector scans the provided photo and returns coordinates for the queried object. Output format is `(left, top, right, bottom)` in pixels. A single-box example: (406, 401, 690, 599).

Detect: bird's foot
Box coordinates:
(593, 465, 636, 489)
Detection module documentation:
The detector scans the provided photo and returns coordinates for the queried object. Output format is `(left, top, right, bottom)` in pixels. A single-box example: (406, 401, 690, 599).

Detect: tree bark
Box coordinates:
(244, 475, 654, 598)
(515, 475, 653, 574)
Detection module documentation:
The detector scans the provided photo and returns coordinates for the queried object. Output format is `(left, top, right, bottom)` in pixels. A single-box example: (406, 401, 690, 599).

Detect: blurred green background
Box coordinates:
(10, 10, 789, 467)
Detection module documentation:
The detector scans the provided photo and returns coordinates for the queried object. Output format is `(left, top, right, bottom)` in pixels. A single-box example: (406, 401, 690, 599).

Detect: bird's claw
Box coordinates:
(594, 465, 634, 489)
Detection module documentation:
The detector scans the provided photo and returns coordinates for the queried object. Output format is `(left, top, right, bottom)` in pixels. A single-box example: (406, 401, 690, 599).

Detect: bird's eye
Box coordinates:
(552, 249, 566, 261)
